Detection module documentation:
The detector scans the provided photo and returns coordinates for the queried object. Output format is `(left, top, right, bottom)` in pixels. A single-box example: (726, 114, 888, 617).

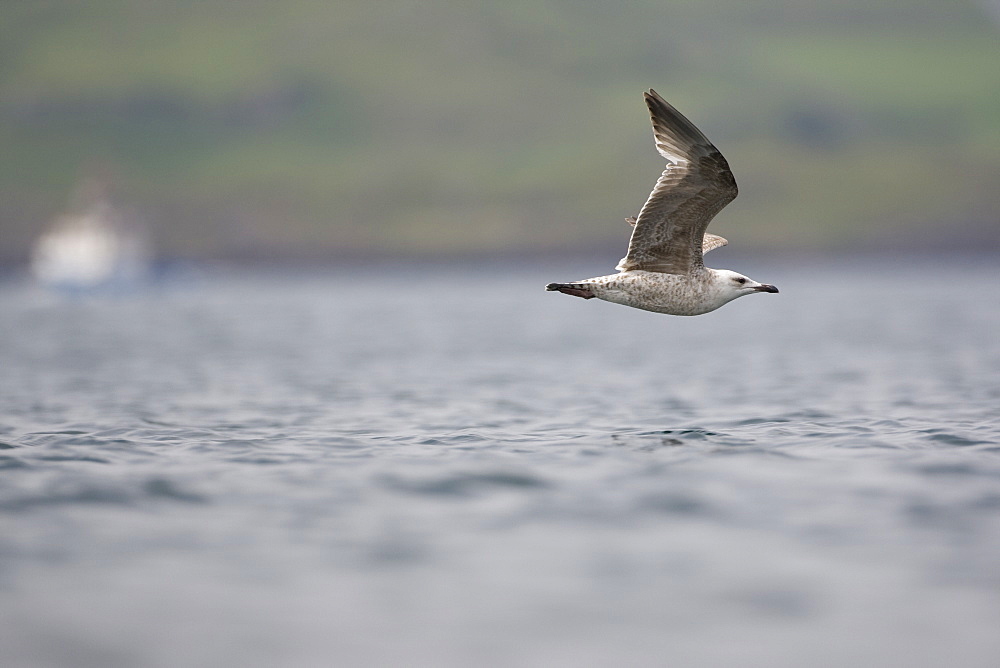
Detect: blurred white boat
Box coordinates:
(31, 184, 151, 291)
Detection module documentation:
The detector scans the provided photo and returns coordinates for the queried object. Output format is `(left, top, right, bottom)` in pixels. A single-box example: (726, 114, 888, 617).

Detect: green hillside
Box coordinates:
(2, 0, 998, 262)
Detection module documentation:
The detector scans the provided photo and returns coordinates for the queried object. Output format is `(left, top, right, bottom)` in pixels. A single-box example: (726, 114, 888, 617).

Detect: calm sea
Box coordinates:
(1, 256, 999, 667)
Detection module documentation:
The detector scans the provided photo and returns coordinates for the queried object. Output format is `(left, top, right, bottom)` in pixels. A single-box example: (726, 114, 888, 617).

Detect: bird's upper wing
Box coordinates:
(626, 217, 728, 254)
(616, 90, 738, 275)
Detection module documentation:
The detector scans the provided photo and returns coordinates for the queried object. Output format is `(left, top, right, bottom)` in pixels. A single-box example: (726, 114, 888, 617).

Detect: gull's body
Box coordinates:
(546, 89, 777, 315)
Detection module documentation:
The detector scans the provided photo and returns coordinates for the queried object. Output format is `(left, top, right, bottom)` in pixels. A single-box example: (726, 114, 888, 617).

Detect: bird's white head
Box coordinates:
(709, 269, 779, 306)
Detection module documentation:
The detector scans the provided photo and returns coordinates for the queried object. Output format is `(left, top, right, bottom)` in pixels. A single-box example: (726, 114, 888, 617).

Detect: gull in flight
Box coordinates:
(546, 89, 778, 315)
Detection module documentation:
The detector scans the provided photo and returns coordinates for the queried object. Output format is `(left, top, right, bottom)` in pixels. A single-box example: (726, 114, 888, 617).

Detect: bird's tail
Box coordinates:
(545, 282, 595, 299)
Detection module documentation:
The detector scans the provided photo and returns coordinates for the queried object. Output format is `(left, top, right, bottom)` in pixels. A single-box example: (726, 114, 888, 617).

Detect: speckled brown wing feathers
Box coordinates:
(616, 90, 738, 275)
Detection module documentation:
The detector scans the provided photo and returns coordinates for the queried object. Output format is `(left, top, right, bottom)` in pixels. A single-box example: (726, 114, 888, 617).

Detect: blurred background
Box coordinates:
(3, 0, 998, 269)
(4, 4, 1000, 667)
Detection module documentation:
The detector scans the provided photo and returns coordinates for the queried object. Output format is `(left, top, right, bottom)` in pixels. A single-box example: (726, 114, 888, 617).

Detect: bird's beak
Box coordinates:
(754, 284, 779, 293)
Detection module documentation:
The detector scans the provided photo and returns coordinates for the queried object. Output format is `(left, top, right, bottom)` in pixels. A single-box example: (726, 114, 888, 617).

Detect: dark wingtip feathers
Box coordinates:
(642, 88, 713, 150)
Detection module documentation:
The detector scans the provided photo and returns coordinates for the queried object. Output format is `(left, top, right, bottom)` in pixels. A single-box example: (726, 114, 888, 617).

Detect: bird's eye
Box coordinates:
(734, 277, 746, 285)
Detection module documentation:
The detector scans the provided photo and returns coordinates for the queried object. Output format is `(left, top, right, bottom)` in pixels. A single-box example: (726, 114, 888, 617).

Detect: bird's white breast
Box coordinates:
(583, 270, 733, 316)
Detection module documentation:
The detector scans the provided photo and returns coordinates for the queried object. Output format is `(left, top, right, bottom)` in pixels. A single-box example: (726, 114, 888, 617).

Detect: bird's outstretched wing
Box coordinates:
(626, 217, 728, 255)
(616, 90, 737, 275)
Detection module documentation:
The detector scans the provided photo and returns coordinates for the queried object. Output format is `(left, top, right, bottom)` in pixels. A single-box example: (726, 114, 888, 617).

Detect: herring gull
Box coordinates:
(546, 89, 778, 315)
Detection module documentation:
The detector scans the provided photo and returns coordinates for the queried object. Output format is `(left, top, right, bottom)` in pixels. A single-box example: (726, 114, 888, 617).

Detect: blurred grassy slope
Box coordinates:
(1, 0, 998, 262)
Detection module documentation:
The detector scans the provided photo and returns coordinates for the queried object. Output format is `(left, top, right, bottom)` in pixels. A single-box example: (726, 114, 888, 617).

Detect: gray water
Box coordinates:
(1, 257, 999, 668)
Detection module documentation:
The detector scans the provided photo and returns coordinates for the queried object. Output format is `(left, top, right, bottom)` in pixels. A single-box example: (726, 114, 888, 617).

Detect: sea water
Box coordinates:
(1, 256, 998, 667)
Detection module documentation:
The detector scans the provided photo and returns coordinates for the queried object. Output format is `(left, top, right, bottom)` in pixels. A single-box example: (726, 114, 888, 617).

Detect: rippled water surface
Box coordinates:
(1, 257, 999, 667)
